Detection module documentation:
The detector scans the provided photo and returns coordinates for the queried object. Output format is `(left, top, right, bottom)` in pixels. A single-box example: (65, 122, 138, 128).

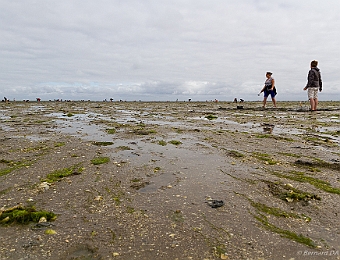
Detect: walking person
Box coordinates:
(303, 60, 322, 111)
(259, 72, 277, 108)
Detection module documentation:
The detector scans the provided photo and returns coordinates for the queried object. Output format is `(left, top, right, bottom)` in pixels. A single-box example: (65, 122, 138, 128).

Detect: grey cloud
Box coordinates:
(0, 0, 339, 101)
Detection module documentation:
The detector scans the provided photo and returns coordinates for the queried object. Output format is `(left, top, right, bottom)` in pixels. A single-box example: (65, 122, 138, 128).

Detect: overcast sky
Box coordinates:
(1, 0, 339, 101)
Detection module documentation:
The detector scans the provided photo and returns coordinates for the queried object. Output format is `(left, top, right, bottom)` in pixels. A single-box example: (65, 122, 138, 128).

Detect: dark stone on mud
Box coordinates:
(31, 222, 55, 229)
(295, 159, 340, 171)
(130, 181, 150, 190)
(292, 146, 309, 149)
(22, 241, 39, 249)
(261, 123, 275, 127)
(294, 160, 314, 166)
(206, 200, 224, 208)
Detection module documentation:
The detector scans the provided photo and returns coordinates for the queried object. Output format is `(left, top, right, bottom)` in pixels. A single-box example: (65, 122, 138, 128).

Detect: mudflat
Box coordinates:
(1, 101, 339, 260)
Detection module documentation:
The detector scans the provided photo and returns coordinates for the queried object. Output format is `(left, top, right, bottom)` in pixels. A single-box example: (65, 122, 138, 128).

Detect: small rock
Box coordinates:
(221, 253, 229, 259)
(45, 229, 56, 235)
(1, 216, 10, 223)
(38, 182, 50, 191)
(94, 196, 103, 201)
(39, 217, 47, 223)
(206, 200, 224, 208)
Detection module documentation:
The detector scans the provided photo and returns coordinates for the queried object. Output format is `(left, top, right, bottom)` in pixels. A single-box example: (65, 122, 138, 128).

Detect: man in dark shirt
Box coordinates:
(303, 60, 322, 111)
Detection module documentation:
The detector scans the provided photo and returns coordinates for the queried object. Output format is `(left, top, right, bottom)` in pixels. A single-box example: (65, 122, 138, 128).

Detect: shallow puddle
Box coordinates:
(53, 119, 114, 142)
(1, 125, 14, 131)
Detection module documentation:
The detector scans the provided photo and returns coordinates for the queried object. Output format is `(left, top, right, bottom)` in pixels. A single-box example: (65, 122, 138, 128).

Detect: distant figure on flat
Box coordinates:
(303, 60, 322, 112)
(259, 72, 277, 108)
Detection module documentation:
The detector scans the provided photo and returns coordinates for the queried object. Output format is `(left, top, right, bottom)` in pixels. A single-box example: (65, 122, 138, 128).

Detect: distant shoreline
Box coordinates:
(2, 100, 340, 103)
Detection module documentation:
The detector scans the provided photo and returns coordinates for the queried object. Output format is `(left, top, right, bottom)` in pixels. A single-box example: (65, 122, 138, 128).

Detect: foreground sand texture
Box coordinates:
(1, 101, 339, 260)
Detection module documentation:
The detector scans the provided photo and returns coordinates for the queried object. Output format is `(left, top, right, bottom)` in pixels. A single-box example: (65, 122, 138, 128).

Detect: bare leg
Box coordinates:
(272, 97, 277, 107)
(263, 97, 267, 108)
(314, 98, 318, 111)
(309, 98, 316, 111)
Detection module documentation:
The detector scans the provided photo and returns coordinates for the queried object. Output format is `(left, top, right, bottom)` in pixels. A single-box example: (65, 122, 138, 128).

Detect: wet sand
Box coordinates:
(1, 101, 340, 260)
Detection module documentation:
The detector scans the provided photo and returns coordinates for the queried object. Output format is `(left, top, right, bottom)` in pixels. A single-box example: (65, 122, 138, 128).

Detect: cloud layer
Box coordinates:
(1, 0, 339, 101)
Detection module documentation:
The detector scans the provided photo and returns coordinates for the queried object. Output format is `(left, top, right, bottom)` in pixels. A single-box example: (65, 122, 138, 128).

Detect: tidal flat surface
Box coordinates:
(0, 101, 339, 259)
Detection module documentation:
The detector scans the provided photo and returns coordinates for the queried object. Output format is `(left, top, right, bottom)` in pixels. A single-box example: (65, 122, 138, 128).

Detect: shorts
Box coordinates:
(264, 89, 276, 98)
(307, 87, 318, 99)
